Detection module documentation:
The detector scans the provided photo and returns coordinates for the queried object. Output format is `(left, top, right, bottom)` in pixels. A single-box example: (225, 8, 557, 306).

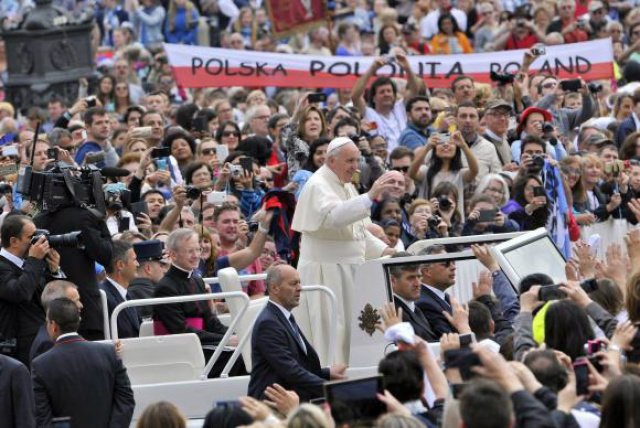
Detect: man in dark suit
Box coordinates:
(249, 264, 346, 402)
(34, 205, 113, 340)
(416, 245, 472, 337)
(29, 280, 83, 366)
(0, 214, 64, 365)
(127, 240, 167, 319)
(388, 253, 438, 342)
(0, 354, 35, 428)
(100, 240, 140, 339)
(31, 297, 135, 428)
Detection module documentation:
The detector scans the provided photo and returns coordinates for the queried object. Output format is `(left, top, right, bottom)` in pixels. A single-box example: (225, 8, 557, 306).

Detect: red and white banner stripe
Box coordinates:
(164, 39, 614, 89)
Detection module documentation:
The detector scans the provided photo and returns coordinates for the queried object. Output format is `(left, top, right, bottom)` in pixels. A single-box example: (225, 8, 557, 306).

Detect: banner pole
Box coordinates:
(326, 2, 336, 54)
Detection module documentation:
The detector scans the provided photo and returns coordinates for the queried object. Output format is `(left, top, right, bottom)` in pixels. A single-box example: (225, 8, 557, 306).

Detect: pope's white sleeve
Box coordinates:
(364, 229, 388, 259)
(324, 194, 373, 229)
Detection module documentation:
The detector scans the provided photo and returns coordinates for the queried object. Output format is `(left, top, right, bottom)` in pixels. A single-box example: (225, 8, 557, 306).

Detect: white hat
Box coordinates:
(327, 137, 355, 154)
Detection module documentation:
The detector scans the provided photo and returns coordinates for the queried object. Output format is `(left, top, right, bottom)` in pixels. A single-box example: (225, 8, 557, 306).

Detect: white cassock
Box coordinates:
(291, 165, 387, 365)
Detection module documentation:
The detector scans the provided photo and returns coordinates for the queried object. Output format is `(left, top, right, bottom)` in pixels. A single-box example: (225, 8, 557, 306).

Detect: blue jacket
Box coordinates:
(164, 7, 199, 45)
(398, 123, 431, 151)
(616, 116, 636, 148)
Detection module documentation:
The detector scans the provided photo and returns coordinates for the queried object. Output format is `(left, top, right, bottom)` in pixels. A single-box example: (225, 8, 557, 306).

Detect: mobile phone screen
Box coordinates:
(324, 376, 385, 425)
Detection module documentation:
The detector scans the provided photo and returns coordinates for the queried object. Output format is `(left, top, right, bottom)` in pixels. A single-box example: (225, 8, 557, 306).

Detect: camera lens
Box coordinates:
(438, 196, 452, 211)
(47, 231, 83, 248)
(531, 155, 545, 169)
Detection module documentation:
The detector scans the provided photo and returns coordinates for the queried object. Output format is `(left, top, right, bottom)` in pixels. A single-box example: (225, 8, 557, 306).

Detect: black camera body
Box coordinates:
(17, 165, 107, 215)
(531, 155, 545, 170)
(31, 229, 84, 249)
(428, 215, 443, 230)
(490, 70, 515, 85)
(186, 186, 202, 200)
(588, 82, 603, 93)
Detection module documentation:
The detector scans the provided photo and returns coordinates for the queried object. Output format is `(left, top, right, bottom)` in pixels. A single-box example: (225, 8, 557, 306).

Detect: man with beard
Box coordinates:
(399, 96, 433, 151)
(456, 102, 501, 177)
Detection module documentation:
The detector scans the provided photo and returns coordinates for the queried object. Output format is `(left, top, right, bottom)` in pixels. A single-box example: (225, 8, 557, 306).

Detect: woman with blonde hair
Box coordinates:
(287, 404, 332, 428)
(123, 137, 149, 155)
(164, 0, 199, 45)
(137, 401, 186, 428)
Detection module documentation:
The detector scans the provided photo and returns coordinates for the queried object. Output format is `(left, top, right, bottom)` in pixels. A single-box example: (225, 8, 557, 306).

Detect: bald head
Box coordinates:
(385, 170, 405, 199)
(266, 264, 301, 311)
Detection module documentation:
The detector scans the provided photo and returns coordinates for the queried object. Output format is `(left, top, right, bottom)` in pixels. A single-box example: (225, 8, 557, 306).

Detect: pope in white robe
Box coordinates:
(292, 138, 396, 365)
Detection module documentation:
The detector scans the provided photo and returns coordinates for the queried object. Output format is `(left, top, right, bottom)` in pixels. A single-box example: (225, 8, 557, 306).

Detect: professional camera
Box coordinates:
(428, 215, 443, 230)
(104, 183, 131, 212)
(542, 123, 558, 146)
(490, 71, 515, 85)
(186, 186, 202, 199)
(531, 155, 545, 170)
(17, 163, 107, 214)
(31, 229, 83, 248)
(438, 195, 452, 211)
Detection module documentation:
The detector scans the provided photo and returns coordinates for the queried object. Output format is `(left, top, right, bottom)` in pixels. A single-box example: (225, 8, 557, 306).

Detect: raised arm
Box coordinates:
(395, 50, 424, 98)
(351, 57, 388, 116)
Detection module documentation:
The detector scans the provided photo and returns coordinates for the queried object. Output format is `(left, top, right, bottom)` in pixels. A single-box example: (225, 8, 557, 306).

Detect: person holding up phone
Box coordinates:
(462, 194, 520, 235)
(505, 174, 550, 231)
(534, 75, 596, 138)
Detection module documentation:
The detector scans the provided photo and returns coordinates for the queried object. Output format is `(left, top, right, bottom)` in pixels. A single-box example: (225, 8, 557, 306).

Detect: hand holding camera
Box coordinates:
(29, 234, 49, 260)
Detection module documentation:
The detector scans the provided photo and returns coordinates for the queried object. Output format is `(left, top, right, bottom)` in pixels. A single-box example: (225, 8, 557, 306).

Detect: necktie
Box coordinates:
(444, 294, 452, 311)
(288, 314, 307, 355)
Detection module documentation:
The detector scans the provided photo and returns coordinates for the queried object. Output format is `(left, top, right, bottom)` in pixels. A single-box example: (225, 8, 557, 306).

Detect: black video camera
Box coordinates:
(31, 229, 83, 249)
(490, 71, 515, 85)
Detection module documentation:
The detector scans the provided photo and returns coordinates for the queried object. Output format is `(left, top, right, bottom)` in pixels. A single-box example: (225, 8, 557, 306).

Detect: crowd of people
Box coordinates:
(5, 0, 640, 427)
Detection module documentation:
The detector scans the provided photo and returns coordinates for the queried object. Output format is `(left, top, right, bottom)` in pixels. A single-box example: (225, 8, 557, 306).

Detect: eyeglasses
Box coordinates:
(222, 131, 239, 137)
(201, 148, 216, 155)
(181, 247, 202, 255)
(542, 83, 556, 89)
(392, 166, 410, 173)
(115, 86, 128, 91)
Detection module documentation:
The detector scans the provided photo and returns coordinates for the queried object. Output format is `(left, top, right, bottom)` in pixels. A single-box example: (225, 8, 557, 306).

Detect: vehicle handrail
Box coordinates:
(110, 291, 250, 379)
(100, 289, 110, 340)
(203, 273, 267, 285)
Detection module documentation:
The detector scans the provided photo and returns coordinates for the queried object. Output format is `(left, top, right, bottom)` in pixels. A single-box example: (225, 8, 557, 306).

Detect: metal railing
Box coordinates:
(110, 291, 249, 379)
(100, 289, 110, 340)
(203, 273, 267, 285)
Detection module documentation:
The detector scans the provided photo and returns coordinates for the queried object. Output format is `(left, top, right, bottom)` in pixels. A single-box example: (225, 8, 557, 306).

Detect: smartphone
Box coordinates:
(47, 147, 58, 160)
(308, 92, 328, 103)
(580, 278, 599, 294)
(239, 157, 253, 173)
(324, 375, 386, 425)
(477, 209, 497, 223)
(560, 79, 581, 92)
(533, 186, 546, 197)
(194, 116, 208, 133)
(52, 417, 72, 428)
(129, 201, 148, 217)
(118, 216, 131, 233)
(151, 147, 171, 159)
(86, 96, 97, 108)
(133, 126, 154, 139)
(538, 284, 567, 302)
(459, 332, 476, 348)
(216, 145, 229, 162)
(156, 158, 168, 171)
(444, 349, 482, 381)
(1, 145, 18, 157)
(309, 397, 327, 406)
(573, 360, 590, 396)
(206, 191, 227, 205)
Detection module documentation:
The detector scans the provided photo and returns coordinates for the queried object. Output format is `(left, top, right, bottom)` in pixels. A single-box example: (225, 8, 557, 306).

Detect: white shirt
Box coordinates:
(364, 101, 407, 152)
(0, 248, 24, 269)
(420, 8, 468, 39)
(394, 293, 416, 312)
(106, 211, 139, 237)
(57, 332, 80, 341)
(107, 277, 128, 301)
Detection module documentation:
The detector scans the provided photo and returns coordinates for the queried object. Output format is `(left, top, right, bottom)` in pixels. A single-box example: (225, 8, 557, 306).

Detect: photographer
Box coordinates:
(402, 198, 448, 247)
(34, 204, 113, 341)
(0, 214, 63, 365)
(213, 153, 264, 219)
(104, 182, 139, 236)
(511, 107, 567, 163)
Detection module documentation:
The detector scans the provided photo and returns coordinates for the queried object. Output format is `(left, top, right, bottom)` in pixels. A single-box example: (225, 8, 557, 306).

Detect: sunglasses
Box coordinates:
(201, 148, 216, 155)
(392, 166, 410, 173)
(222, 131, 239, 137)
